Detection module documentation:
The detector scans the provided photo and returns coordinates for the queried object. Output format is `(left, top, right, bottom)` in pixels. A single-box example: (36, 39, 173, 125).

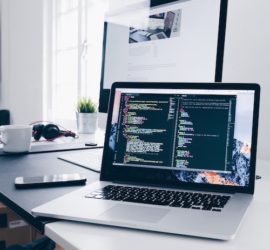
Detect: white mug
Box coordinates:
(0, 125, 32, 153)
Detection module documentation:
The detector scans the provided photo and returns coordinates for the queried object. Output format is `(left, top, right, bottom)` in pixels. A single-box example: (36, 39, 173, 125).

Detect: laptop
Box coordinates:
(32, 82, 260, 240)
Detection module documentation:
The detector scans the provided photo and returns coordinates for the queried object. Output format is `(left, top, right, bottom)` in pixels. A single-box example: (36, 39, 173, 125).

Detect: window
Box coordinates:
(45, 0, 152, 121)
(46, 0, 108, 121)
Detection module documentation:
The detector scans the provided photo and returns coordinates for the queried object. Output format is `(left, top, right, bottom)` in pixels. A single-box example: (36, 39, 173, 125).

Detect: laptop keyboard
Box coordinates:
(85, 185, 230, 212)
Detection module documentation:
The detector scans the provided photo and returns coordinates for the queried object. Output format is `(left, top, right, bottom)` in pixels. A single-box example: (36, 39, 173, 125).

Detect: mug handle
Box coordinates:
(0, 127, 7, 145)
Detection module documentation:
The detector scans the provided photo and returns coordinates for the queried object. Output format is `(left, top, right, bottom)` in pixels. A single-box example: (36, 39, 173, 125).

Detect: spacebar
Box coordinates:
(123, 198, 168, 206)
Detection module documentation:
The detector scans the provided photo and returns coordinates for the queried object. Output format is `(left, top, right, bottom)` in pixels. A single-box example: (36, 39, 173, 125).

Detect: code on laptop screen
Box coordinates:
(109, 88, 255, 187)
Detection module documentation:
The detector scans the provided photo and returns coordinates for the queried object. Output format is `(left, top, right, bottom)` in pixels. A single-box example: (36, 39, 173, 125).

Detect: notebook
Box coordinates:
(32, 82, 260, 240)
(58, 148, 103, 173)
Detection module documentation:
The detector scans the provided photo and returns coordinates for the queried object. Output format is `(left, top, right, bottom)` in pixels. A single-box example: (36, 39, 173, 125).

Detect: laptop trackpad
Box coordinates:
(98, 204, 170, 223)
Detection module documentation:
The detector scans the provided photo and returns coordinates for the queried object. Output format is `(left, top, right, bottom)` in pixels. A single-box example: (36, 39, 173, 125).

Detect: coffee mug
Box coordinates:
(0, 125, 32, 153)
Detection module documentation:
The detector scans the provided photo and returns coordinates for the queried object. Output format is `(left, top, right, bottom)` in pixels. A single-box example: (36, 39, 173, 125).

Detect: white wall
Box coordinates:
(0, 0, 44, 124)
(222, 0, 270, 161)
(0, 0, 270, 160)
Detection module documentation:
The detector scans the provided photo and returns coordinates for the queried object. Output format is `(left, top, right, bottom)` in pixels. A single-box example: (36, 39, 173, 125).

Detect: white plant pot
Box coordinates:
(76, 112, 98, 134)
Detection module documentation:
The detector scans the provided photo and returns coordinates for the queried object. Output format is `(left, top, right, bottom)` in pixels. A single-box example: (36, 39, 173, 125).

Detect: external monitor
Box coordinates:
(99, 0, 228, 112)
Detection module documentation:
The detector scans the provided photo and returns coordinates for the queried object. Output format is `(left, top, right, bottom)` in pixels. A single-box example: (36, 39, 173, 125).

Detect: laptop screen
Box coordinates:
(101, 83, 260, 192)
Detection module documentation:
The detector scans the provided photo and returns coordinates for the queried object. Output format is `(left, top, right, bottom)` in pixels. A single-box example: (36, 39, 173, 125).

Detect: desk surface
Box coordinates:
(45, 160, 270, 250)
(0, 150, 100, 232)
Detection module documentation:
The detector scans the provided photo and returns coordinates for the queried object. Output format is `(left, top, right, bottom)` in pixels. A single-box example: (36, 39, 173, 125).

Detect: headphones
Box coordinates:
(32, 123, 76, 141)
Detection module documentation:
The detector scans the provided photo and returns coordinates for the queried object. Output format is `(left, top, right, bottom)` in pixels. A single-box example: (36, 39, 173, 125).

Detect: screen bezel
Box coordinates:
(100, 82, 260, 195)
(98, 0, 229, 113)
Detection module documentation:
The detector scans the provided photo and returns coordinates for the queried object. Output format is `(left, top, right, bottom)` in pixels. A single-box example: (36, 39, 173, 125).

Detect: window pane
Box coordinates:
(54, 83, 78, 119)
(54, 49, 78, 119)
(49, 0, 110, 121)
(56, 10, 78, 49)
(56, 49, 78, 85)
(56, 0, 78, 14)
(85, 0, 108, 104)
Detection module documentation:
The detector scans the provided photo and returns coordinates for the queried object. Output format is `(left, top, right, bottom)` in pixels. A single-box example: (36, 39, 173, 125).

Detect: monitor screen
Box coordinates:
(99, 0, 228, 112)
(108, 87, 255, 187)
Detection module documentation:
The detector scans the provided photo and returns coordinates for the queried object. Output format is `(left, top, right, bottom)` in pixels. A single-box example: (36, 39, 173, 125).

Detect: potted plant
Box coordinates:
(76, 97, 98, 134)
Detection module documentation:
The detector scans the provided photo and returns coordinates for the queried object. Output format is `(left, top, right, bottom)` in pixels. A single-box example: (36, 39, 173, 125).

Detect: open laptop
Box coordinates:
(32, 82, 260, 240)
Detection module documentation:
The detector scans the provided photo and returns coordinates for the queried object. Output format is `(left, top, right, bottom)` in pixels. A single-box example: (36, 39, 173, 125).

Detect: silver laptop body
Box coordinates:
(32, 82, 260, 240)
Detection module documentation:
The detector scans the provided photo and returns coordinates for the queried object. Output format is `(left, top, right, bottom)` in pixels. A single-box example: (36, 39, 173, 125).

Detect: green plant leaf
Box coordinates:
(77, 97, 97, 113)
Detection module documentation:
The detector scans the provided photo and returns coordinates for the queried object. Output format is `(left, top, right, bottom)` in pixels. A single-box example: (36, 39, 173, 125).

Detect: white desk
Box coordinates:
(45, 160, 270, 250)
